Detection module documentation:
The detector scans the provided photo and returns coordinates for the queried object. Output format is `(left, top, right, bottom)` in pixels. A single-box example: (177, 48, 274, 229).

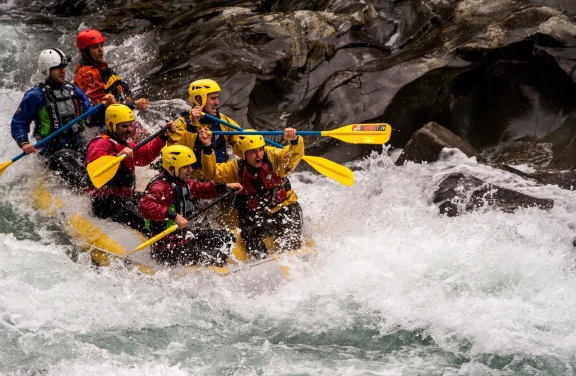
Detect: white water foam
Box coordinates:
(4, 76, 576, 372)
(2, 14, 576, 376)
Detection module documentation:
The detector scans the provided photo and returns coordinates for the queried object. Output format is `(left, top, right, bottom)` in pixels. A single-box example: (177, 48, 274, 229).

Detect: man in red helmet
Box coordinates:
(74, 29, 150, 137)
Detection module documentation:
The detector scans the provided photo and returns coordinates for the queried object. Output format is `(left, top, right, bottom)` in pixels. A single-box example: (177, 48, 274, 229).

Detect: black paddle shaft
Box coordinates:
(131, 123, 171, 152)
(185, 190, 235, 227)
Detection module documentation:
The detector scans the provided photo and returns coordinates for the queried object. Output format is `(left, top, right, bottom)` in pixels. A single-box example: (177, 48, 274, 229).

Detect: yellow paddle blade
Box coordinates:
(127, 224, 179, 256)
(322, 123, 392, 144)
(302, 155, 354, 187)
(87, 155, 126, 189)
(0, 159, 14, 178)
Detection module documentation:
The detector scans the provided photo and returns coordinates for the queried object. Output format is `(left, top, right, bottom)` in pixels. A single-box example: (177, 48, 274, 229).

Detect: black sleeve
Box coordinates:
(124, 99, 136, 110)
(215, 183, 227, 194)
(165, 210, 177, 220)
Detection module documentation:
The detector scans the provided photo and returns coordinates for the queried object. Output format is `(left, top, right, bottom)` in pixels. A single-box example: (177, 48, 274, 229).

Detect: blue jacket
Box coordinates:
(10, 82, 94, 154)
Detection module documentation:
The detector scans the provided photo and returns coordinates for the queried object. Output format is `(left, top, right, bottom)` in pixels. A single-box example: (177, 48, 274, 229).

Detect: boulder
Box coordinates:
(481, 139, 553, 168)
(7, 0, 576, 167)
(496, 164, 576, 191)
(139, 0, 576, 166)
(433, 173, 554, 217)
(395, 122, 480, 165)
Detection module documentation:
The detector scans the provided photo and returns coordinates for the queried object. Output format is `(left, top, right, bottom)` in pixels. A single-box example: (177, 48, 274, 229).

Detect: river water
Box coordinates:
(2, 6, 576, 376)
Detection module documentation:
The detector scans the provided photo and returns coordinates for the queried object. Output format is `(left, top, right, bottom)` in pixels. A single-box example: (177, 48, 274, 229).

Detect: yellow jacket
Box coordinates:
(201, 136, 304, 213)
(167, 112, 240, 155)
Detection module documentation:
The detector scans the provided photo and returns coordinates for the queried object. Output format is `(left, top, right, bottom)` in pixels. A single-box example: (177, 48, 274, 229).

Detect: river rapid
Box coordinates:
(2, 6, 576, 376)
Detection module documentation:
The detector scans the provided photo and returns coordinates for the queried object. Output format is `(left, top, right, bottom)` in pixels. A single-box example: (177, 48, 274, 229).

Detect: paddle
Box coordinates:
(87, 123, 171, 188)
(200, 112, 355, 186)
(0, 103, 104, 178)
(126, 190, 236, 257)
(210, 124, 391, 145)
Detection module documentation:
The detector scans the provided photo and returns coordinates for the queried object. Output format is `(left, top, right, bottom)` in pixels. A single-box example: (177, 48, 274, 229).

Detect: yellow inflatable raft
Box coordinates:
(30, 174, 314, 294)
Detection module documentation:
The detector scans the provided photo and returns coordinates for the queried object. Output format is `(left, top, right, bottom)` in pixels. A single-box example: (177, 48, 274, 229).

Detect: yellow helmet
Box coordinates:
(236, 130, 266, 159)
(162, 145, 197, 177)
(105, 104, 135, 133)
(188, 79, 221, 107)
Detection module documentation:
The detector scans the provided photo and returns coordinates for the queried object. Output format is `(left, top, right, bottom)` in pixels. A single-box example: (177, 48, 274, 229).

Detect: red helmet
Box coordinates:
(76, 29, 106, 50)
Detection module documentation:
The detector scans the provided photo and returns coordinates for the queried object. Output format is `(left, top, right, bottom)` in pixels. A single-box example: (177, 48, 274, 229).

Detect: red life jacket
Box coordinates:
(237, 155, 290, 212)
(87, 134, 135, 196)
(143, 173, 197, 244)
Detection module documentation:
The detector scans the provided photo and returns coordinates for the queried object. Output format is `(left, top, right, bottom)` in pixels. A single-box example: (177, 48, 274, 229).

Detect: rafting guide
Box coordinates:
(9, 48, 115, 189)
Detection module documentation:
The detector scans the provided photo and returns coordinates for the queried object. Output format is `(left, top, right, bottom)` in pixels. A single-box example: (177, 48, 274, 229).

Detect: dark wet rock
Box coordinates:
(138, 0, 576, 166)
(528, 0, 576, 16)
(101, 2, 178, 33)
(433, 173, 554, 217)
(525, 171, 576, 190)
(481, 139, 554, 168)
(6, 0, 576, 168)
(41, 0, 177, 33)
(395, 121, 480, 166)
(44, 0, 90, 16)
(495, 164, 576, 191)
(546, 127, 576, 170)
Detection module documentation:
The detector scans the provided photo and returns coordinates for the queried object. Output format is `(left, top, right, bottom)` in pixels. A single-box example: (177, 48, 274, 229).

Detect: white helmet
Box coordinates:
(38, 48, 69, 77)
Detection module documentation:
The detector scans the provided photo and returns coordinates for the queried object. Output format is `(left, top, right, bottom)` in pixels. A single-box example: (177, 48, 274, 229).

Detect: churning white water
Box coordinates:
(2, 15, 576, 376)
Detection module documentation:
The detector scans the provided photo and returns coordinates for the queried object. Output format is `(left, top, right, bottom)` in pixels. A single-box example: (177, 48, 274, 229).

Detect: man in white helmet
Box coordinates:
(167, 79, 239, 177)
(10, 48, 114, 189)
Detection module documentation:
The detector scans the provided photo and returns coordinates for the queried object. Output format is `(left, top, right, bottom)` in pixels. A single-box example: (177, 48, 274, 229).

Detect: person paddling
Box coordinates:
(74, 29, 150, 139)
(139, 145, 242, 266)
(167, 79, 240, 177)
(200, 127, 304, 258)
(86, 104, 175, 232)
(10, 48, 115, 189)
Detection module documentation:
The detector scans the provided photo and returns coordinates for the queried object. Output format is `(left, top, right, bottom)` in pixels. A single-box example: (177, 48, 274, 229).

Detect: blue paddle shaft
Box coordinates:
(211, 130, 318, 136)
(202, 112, 284, 148)
(12, 103, 105, 163)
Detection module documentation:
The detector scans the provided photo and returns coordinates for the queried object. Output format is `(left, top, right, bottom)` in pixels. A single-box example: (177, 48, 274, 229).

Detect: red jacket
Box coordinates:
(86, 133, 165, 197)
(140, 173, 225, 248)
(140, 173, 221, 221)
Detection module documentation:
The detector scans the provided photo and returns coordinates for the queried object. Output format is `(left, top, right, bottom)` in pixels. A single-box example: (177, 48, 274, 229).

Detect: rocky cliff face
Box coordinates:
(13, 0, 576, 166)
